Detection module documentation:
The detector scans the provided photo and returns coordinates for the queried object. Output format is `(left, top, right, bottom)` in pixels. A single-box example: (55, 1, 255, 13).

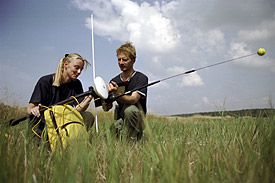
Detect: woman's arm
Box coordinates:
(75, 95, 93, 112)
(27, 103, 41, 117)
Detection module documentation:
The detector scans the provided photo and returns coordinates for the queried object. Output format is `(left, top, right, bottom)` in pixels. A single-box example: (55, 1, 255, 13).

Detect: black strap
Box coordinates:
(60, 121, 84, 129)
(60, 121, 84, 137)
(50, 110, 63, 149)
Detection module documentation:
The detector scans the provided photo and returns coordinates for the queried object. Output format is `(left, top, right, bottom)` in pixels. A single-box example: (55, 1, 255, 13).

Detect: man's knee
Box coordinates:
(110, 118, 123, 137)
(124, 105, 140, 119)
(123, 105, 145, 137)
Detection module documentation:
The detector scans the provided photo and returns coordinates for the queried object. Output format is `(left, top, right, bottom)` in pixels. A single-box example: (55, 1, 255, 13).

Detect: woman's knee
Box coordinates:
(80, 111, 95, 130)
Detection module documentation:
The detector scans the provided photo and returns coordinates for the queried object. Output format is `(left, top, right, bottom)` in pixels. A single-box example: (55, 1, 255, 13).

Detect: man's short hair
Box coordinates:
(116, 41, 136, 61)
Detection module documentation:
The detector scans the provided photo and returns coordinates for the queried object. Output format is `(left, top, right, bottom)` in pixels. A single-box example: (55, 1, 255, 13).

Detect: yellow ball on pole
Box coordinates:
(257, 48, 266, 56)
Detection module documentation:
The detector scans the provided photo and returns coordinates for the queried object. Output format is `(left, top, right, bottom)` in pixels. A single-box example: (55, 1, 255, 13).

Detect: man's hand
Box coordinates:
(107, 81, 119, 95)
(107, 81, 141, 105)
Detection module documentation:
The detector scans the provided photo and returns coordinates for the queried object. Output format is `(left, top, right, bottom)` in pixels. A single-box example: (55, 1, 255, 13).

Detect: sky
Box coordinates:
(1, 0, 275, 115)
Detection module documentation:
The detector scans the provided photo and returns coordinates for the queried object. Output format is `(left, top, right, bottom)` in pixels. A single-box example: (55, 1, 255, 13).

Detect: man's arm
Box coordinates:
(107, 81, 141, 105)
(117, 91, 141, 104)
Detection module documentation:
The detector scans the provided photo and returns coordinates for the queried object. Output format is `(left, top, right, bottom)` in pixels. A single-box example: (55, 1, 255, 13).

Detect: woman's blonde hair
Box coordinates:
(53, 53, 91, 87)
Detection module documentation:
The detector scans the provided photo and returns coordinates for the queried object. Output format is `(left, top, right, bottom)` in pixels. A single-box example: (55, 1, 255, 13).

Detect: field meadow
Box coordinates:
(0, 103, 274, 183)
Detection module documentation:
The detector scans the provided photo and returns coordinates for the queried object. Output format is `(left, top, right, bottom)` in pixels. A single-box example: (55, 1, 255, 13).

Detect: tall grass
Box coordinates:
(0, 105, 274, 183)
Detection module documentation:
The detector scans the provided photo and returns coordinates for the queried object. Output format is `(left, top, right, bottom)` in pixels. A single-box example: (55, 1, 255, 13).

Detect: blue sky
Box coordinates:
(1, 0, 275, 115)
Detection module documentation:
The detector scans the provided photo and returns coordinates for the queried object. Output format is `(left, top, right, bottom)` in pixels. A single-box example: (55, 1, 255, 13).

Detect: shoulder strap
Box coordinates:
(50, 110, 63, 149)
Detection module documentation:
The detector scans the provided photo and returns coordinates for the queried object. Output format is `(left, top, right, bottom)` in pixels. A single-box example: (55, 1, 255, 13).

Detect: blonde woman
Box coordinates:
(27, 53, 94, 134)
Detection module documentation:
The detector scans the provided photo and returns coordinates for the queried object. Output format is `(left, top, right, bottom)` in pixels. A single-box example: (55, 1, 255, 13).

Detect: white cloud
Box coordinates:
(238, 20, 275, 41)
(167, 66, 204, 87)
(190, 29, 225, 55)
(178, 73, 204, 87)
(228, 42, 275, 72)
(166, 65, 186, 75)
(202, 97, 210, 104)
(73, 0, 180, 53)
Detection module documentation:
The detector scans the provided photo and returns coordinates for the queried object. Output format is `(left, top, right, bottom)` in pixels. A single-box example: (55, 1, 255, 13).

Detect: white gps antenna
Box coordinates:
(94, 76, 108, 99)
(91, 14, 100, 133)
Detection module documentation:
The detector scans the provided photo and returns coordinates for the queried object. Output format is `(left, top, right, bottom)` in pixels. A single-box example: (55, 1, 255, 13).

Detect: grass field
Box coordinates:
(0, 104, 274, 183)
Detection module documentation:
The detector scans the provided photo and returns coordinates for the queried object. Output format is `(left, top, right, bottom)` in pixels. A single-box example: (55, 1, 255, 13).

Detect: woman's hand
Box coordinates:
(27, 103, 42, 117)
